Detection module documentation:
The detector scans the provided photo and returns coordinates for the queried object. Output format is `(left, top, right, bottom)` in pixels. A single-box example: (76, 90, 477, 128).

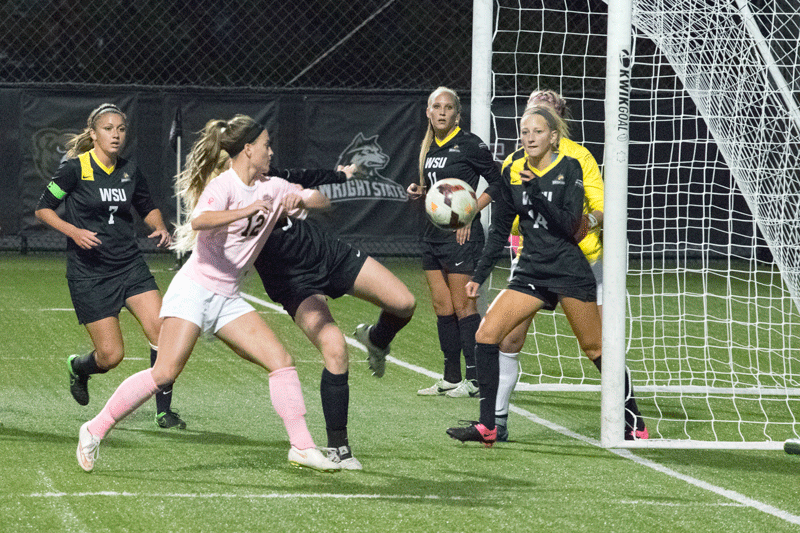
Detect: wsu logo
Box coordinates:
(317, 133, 407, 202)
(32, 128, 79, 182)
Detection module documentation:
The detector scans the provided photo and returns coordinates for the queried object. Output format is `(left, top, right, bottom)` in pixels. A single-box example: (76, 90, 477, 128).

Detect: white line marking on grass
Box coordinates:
(21, 492, 465, 501)
(621, 500, 745, 507)
(241, 293, 287, 314)
(37, 471, 87, 533)
(243, 292, 800, 526)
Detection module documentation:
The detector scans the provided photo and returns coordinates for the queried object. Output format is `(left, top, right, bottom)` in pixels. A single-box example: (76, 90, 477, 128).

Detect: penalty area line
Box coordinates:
(19, 492, 466, 501)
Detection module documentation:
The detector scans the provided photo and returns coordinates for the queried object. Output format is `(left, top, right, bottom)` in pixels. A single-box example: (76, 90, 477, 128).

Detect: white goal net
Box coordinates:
(488, 0, 800, 448)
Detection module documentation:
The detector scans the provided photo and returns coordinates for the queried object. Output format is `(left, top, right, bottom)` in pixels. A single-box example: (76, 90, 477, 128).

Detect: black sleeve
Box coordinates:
(271, 166, 347, 188)
(36, 159, 78, 211)
(472, 139, 503, 200)
(131, 167, 158, 218)
(526, 159, 584, 239)
(472, 176, 516, 285)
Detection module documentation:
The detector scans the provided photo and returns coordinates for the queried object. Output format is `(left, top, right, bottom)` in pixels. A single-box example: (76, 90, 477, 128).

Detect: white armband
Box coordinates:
(586, 212, 599, 229)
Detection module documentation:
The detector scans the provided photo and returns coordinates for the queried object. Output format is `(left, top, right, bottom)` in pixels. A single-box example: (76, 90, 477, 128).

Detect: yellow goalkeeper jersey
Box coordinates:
(510, 138, 604, 265)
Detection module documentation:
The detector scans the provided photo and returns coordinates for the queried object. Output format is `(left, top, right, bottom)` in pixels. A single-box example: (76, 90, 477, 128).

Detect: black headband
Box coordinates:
(226, 122, 264, 157)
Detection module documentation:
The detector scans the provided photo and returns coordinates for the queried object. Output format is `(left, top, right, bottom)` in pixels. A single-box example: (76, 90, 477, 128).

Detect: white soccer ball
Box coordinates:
(425, 178, 478, 230)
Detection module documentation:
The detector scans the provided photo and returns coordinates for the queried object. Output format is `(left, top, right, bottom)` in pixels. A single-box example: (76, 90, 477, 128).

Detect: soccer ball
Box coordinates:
(425, 178, 478, 230)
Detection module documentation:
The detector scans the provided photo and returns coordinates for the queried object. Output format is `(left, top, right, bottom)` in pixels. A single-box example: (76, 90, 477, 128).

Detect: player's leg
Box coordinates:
(448, 289, 543, 445)
(216, 310, 339, 471)
(418, 268, 462, 395)
(68, 317, 123, 406)
(77, 316, 197, 472)
(126, 288, 185, 429)
(495, 316, 532, 441)
(560, 296, 648, 440)
(350, 256, 415, 378)
(293, 295, 361, 470)
(445, 270, 480, 397)
(67, 274, 129, 406)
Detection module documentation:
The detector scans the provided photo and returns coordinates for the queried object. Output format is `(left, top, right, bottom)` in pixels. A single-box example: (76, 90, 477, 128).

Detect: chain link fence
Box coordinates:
(1, 0, 476, 90)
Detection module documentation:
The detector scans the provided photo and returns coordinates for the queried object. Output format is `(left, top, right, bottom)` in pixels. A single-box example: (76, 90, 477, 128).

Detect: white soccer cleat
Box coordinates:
(288, 446, 342, 472)
(417, 378, 459, 396)
(76, 421, 101, 472)
(445, 379, 479, 398)
(319, 446, 363, 471)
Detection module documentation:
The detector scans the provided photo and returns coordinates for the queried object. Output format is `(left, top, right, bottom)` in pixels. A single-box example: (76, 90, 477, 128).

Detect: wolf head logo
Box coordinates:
(32, 128, 79, 182)
(337, 133, 389, 179)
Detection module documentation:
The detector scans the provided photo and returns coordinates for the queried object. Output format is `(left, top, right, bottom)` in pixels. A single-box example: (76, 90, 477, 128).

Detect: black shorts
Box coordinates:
(67, 256, 159, 325)
(262, 242, 367, 319)
(506, 276, 596, 311)
(421, 239, 483, 274)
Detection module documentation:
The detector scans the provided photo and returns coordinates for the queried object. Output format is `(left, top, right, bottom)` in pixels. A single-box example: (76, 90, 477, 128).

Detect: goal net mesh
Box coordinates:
(489, 0, 800, 445)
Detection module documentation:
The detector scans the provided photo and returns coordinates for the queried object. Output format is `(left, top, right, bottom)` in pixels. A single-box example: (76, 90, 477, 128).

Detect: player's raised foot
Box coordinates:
(156, 409, 187, 430)
(445, 379, 479, 398)
(288, 446, 342, 472)
(76, 421, 100, 472)
(446, 420, 497, 448)
(67, 354, 90, 406)
(320, 445, 363, 471)
(354, 323, 389, 377)
(417, 378, 459, 396)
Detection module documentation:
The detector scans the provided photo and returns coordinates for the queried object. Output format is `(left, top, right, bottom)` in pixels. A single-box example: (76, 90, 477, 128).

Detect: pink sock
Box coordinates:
(269, 366, 315, 450)
(87, 369, 160, 439)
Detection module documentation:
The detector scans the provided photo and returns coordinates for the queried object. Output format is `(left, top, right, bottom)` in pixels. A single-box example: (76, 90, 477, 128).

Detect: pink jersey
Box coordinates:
(181, 168, 312, 297)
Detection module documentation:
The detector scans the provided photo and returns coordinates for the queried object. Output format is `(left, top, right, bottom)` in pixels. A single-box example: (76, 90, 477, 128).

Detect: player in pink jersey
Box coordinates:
(76, 115, 341, 473)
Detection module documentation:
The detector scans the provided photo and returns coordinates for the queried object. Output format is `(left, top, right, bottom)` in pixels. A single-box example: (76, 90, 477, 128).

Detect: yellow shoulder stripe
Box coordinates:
(78, 152, 94, 181)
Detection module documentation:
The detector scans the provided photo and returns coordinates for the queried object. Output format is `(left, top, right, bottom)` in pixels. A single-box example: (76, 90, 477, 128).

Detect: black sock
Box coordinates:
(150, 347, 173, 414)
(475, 342, 499, 430)
(592, 356, 643, 431)
(320, 368, 349, 449)
(458, 314, 480, 384)
(71, 351, 108, 376)
(370, 310, 413, 350)
(437, 314, 462, 383)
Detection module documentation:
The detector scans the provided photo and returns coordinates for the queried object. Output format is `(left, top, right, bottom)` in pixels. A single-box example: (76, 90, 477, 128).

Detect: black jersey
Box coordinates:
(253, 165, 349, 280)
(473, 151, 594, 288)
(421, 127, 501, 242)
(36, 151, 157, 279)
(254, 215, 356, 289)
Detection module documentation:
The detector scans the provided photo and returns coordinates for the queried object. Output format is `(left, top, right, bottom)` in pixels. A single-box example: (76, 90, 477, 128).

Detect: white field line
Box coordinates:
(37, 471, 87, 533)
(18, 492, 466, 501)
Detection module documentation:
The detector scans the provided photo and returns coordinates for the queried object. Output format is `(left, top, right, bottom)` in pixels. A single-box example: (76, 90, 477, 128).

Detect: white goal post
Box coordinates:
(474, 0, 800, 449)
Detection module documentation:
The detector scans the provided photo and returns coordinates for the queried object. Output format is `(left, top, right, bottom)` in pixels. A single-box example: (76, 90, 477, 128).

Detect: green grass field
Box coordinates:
(1, 253, 799, 532)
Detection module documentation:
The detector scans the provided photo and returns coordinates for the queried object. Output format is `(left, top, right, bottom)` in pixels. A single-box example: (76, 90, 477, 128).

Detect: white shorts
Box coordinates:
(160, 272, 255, 334)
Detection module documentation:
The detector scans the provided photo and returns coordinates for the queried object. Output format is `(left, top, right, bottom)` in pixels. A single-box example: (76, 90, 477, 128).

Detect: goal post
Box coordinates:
(486, 0, 800, 450)
(601, 0, 632, 448)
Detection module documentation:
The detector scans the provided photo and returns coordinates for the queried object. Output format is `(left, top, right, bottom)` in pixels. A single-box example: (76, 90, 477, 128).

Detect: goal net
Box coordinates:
(488, 0, 800, 448)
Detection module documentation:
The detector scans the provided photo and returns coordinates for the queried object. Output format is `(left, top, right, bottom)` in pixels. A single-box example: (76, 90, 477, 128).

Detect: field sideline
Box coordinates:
(1, 253, 799, 532)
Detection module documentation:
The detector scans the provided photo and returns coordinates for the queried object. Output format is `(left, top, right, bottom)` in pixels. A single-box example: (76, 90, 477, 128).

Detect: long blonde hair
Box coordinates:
(65, 103, 126, 158)
(172, 114, 264, 252)
(418, 86, 461, 186)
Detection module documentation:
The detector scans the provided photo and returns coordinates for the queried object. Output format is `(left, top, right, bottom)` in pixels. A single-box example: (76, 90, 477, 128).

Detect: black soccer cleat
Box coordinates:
(446, 420, 497, 448)
(156, 409, 187, 429)
(67, 354, 90, 406)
